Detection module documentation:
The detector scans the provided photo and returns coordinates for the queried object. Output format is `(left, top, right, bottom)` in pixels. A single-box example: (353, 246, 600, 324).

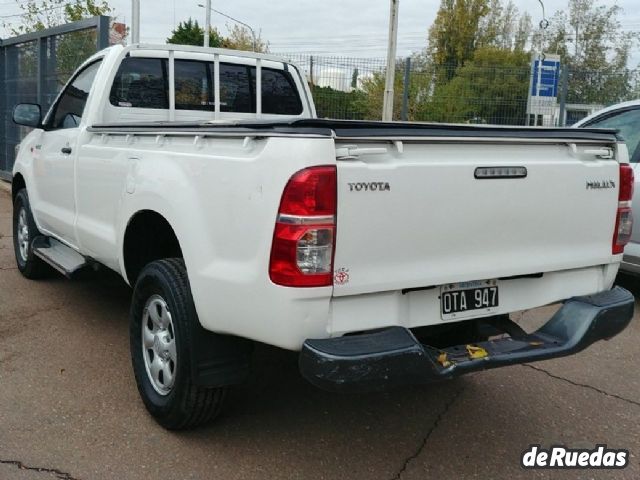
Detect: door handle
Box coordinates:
(61, 147, 72, 155)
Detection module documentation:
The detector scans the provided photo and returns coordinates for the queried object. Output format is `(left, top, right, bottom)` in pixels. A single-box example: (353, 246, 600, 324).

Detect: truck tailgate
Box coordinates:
(333, 139, 620, 297)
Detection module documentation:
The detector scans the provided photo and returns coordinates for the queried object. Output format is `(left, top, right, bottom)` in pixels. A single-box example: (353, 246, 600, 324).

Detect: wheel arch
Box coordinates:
(122, 209, 183, 285)
(11, 172, 26, 202)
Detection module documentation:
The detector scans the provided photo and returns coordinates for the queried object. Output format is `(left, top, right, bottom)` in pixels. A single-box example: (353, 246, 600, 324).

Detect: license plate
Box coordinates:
(440, 280, 499, 320)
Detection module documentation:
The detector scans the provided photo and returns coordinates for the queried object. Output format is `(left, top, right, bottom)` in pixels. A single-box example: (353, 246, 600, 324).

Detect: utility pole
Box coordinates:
(131, 0, 140, 44)
(204, 0, 212, 47)
(382, 0, 399, 122)
(198, 3, 258, 51)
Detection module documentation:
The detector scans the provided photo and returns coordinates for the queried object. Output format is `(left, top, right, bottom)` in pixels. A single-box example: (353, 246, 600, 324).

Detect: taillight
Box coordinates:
(613, 164, 634, 254)
(269, 166, 337, 287)
(619, 164, 634, 202)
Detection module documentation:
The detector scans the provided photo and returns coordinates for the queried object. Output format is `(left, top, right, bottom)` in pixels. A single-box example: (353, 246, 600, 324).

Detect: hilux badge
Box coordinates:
(586, 180, 615, 190)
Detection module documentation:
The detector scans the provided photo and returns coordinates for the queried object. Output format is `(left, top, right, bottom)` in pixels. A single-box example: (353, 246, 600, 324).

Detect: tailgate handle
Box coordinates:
(336, 145, 388, 161)
(570, 144, 614, 159)
(584, 148, 614, 159)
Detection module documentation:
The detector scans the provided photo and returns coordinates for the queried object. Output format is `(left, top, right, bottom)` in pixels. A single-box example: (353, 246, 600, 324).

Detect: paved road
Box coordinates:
(0, 185, 639, 480)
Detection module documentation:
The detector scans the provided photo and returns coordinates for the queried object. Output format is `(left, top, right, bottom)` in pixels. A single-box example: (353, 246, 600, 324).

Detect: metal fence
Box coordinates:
(283, 53, 640, 127)
(0, 16, 110, 179)
(1, 32, 638, 178)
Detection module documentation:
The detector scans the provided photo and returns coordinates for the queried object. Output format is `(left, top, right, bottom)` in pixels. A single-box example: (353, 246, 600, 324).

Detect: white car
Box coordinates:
(575, 100, 640, 274)
(10, 44, 635, 429)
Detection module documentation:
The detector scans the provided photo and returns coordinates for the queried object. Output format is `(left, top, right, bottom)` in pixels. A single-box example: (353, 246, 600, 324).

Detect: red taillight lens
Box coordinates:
(278, 166, 337, 216)
(613, 164, 634, 254)
(269, 166, 337, 287)
(619, 164, 634, 202)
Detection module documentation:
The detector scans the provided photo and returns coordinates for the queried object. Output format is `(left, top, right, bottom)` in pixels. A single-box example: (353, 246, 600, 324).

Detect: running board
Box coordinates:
(32, 236, 87, 277)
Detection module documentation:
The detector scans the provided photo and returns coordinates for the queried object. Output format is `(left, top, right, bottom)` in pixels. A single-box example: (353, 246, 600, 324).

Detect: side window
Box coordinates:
(255, 68, 303, 115)
(175, 60, 212, 111)
(216, 63, 253, 113)
(109, 57, 168, 110)
(49, 60, 102, 129)
(588, 109, 640, 162)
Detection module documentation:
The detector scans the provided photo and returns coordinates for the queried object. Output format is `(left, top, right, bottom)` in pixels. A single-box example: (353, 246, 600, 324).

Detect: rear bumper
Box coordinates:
(299, 287, 635, 393)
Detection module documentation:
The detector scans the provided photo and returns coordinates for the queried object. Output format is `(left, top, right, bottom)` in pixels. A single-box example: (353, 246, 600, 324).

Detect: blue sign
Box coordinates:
(531, 58, 561, 98)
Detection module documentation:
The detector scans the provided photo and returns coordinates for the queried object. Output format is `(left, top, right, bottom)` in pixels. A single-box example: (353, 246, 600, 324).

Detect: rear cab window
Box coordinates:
(108, 55, 304, 116)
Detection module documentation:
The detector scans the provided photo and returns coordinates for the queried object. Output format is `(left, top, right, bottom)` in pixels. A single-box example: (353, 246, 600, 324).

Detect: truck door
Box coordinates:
(32, 60, 103, 246)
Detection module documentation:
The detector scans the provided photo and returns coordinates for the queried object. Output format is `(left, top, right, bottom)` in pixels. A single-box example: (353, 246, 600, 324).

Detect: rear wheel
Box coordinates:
(12, 189, 49, 279)
(130, 258, 226, 430)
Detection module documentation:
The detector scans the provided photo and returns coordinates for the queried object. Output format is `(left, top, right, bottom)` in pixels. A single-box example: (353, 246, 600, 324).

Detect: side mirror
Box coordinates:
(13, 103, 42, 128)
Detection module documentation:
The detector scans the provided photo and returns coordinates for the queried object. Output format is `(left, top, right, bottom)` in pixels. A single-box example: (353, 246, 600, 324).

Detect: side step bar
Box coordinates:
(300, 287, 635, 393)
(32, 236, 87, 277)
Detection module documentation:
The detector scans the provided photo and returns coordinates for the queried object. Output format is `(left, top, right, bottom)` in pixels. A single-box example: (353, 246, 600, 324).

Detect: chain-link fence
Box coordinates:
(282, 53, 640, 127)
(0, 16, 110, 179)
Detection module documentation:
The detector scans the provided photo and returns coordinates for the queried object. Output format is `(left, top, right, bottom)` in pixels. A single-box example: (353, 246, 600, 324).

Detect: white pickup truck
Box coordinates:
(10, 44, 635, 430)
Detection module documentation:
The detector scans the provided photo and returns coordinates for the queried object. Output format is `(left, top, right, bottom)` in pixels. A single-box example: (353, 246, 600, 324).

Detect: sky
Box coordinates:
(1, 0, 639, 65)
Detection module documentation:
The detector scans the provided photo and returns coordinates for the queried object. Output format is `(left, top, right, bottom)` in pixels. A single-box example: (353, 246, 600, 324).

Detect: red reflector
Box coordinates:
(270, 166, 337, 287)
(619, 164, 634, 202)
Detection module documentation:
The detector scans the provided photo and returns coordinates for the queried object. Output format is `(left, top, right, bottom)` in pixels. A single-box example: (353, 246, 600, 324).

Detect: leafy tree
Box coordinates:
(351, 68, 359, 90)
(417, 47, 530, 124)
(167, 20, 268, 53)
(354, 55, 435, 121)
(477, 0, 529, 51)
(4, 0, 111, 35)
(312, 85, 365, 120)
(513, 12, 532, 52)
(222, 24, 269, 53)
(167, 18, 223, 47)
(533, 0, 639, 104)
(353, 68, 403, 120)
(427, 0, 490, 72)
(2, 0, 115, 89)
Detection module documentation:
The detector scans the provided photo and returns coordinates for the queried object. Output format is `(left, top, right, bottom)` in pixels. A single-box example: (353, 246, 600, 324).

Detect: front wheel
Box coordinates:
(130, 258, 226, 430)
(12, 189, 50, 279)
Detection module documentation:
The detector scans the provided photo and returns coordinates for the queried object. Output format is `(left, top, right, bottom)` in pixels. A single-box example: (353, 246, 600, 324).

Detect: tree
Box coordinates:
(167, 18, 223, 47)
(353, 66, 404, 120)
(477, 0, 528, 51)
(2, 0, 115, 87)
(534, 0, 639, 103)
(312, 85, 365, 120)
(222, 24, 269, 53)
(354, 54, 435, 121)
(417, 47, 530, 124)
(351, 68, 359, 90)
(513, 12, 532, 52)
(4, 0, 111, 35)
(427, 0, 490, 72)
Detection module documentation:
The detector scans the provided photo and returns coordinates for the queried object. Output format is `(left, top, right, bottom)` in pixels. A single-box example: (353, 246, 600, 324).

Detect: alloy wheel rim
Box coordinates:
(142, 294, 177, 396)
(17, 208, 29, 262)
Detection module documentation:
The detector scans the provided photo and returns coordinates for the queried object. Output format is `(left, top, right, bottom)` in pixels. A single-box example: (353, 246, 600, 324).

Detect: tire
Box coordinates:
(12, 189, 50, 279)
(130, 258, 227, 430)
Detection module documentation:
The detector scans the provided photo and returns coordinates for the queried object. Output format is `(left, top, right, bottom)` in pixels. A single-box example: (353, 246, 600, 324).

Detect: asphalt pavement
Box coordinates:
(0, 184, 638, 479)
